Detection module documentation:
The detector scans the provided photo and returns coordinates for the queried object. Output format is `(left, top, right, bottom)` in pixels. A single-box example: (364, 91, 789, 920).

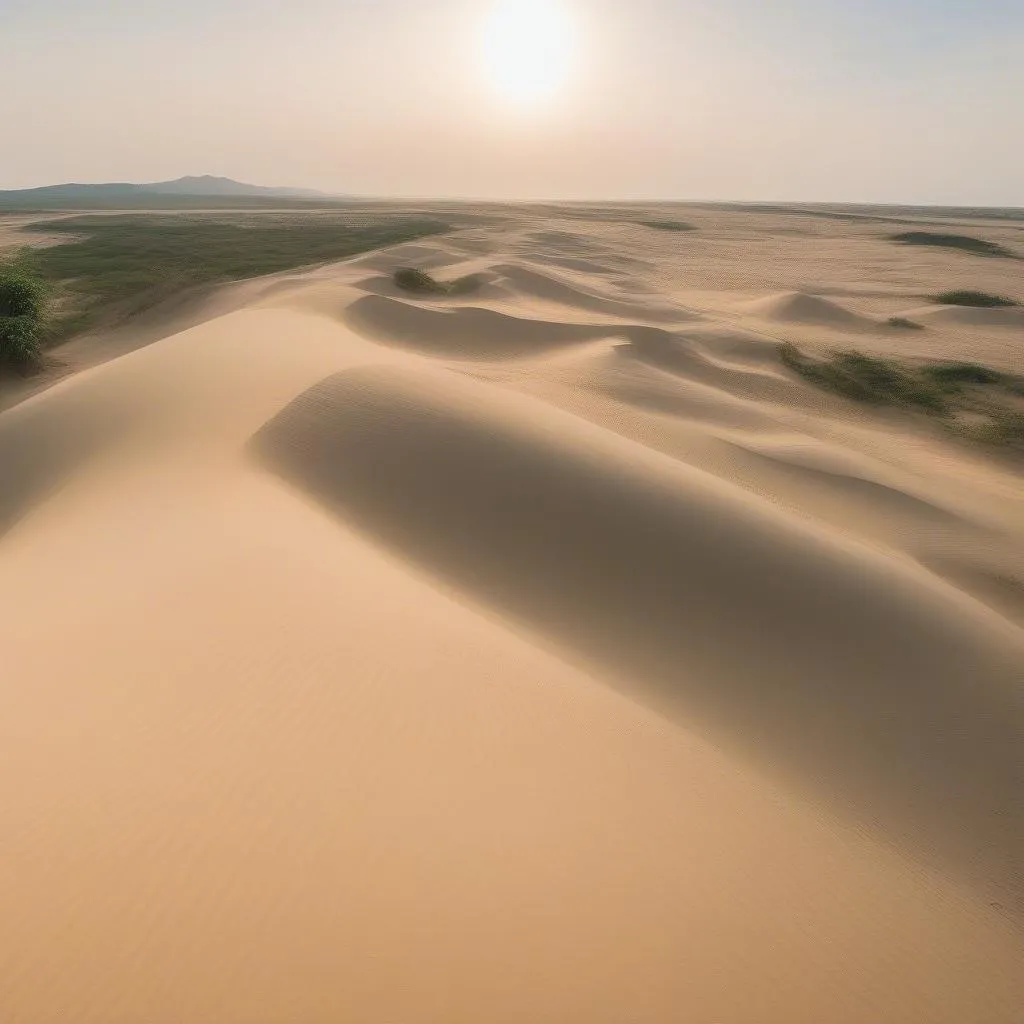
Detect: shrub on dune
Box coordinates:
(921, 362, 1004, 388)
(394, 267, 447, 294)
(890, 232, 1015, 258)
(779, 343, 1024, 450)
(779, 343, 944, 409)
(636, 220, 698, 232)
(0, 264, 48, 373)
(930, 290, 1018, 308)
(393, 267, 483, 296)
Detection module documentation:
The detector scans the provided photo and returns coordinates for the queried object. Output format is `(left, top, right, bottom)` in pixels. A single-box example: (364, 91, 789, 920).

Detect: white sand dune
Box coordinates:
(2, 210, 1023, 1023)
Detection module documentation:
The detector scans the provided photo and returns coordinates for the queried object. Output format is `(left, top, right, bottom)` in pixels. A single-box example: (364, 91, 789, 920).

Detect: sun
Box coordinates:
(481, 1, 575, 106)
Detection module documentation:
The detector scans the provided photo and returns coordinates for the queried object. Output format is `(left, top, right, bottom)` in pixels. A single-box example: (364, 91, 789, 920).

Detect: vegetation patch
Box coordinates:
(964, 410, 1024, 448)
(779, 343, 1024, 451)
(887, 316, 924, 330)
(393, 267, 483, 296)
(890, 232, 1015, 258)
(393, 267, 447, 294)
(920, 362, 1004, 388)
(636, 220, 698, 232)
(779, 344, 946, 411)
(929, 289, 1018, 308)
(20, 214, 448, 341)
(0, 259, 48, 374)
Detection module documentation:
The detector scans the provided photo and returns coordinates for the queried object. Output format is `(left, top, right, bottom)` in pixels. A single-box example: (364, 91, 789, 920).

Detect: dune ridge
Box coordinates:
(255, 363, 1024, 898)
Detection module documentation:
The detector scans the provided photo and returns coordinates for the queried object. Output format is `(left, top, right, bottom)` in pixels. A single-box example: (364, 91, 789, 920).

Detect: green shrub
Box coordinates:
(963, 410, 1024, 450)
(890, 232, 1015, 258)
(394, 267, 446, 294)
(393, 268, 483, 297)
(920, 362, 1004, 388)
(835, 351, 947, 412)
(930, 290, 1018, 308)
(779, 344, 946, 412)
(887, 316, 923, 329)
(636, 220, 698, 232)
(0, 265, 47, 372)
(445, 273, 485, 296)
(780, 344, 1023, 450)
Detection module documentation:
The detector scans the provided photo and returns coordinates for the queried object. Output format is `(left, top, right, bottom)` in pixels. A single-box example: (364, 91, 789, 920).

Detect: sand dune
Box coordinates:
(670, 324, 785, 367)
(2, 209, 1023, 1023)
(342, 292, 610, 357)
(720, 433, 985, 526)
(255, 363, 1023, 895)
(0, 385, 140, 536)
(741, 290, 877, 329)
(351, 269, 513, 303)
(487, 262, 686, 321)
(623, 328, 813, 407)
(580, 353, 787, 431)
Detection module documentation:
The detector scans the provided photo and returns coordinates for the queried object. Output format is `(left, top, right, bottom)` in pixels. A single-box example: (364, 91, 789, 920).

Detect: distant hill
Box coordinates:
(142, 175, 325, 198)
(0, 176, 329, 208)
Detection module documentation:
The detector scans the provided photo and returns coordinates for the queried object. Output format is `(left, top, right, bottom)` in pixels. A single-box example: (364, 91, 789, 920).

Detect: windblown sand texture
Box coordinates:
(2, 207, 1022, 1023)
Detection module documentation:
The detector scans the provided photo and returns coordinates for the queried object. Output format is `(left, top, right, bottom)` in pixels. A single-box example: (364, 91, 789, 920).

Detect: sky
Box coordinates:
(1, 0, 1022, 204)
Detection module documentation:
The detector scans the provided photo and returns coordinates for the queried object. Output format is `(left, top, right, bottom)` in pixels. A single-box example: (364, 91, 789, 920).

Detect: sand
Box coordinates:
(1, 206, 1022, 1023)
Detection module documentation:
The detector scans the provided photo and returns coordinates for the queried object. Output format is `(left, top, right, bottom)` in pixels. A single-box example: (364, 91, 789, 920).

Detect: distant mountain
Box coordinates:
(0, 176, 329, 207)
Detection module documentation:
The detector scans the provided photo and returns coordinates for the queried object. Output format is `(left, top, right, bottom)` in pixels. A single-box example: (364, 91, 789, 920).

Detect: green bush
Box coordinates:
(779, 344, 946, 412)
(962, 410, 1024, 450)
(921, 362, 1004, 388)
(930, 290, 1018, 308)
(394, 267, 446, 294)
(445, 273, 485, 296)
(890, 232, 1015, 258)
(0, 265, 47, 372)
(780, 344, 1024, 450)
(393, 267, 482, 296)
(636, 220, 698, 232)
(887, 316, 923, 330)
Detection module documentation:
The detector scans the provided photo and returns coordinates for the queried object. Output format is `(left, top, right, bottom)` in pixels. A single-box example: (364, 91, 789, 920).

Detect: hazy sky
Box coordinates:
(2, 0, 1022, 204)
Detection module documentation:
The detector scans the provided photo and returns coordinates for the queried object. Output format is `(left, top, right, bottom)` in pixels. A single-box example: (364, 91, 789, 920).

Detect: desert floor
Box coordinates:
(1, 204, 1022, 1022)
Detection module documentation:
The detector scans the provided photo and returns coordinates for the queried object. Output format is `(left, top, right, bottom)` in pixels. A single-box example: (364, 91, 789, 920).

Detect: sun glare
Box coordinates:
(482, 1, 575, 106)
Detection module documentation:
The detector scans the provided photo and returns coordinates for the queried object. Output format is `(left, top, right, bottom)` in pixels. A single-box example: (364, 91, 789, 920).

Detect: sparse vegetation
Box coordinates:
(920, 362, 1004, 388)
(930, 289, 1018, 308)
(393, 267, 447, 294)
(890, 232, 1015, 259)
(779, 343, 1024, 451)
(636, 220, 698, 232)
(968, 410, 1024, 448)
(0, 261, 48, 374)
(393, 267, 483, 296)
(887, 316, 924, 329)
(21, 215, 448, 341)
(779, 344, 946, 411)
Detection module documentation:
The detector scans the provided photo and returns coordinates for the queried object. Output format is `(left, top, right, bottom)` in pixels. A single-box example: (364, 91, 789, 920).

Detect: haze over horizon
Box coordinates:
(3, 0, 1022, 205)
